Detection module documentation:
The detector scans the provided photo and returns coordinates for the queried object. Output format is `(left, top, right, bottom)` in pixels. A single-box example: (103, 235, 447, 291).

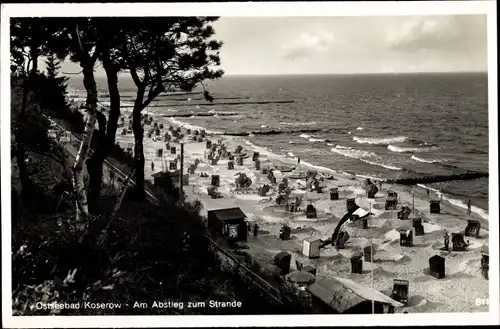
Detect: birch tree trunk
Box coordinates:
(71, 25, 99, 221)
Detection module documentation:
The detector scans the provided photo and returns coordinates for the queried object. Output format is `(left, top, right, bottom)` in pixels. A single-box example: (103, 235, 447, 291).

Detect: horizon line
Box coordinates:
(80, 70, 488, 79)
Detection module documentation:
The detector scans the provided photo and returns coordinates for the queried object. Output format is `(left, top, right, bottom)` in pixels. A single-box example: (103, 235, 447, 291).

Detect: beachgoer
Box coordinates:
(151, 161, 154, 172)
(426, 189, 430, 197)
(253, 224, 259, 238)
(467, 199, 472, 215)
(335, 238, 340, 252)
(297, 157, 301, 165)
(444, 230, 450, 251)
(379, 181, 382, 191)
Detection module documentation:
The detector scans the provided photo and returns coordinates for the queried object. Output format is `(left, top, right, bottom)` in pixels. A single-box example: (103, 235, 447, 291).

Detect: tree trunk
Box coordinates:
(132, 88, 146, 200)
(73, 64, 98, 221)
(86, 57, 121, 212)
(87, 112, 106, 214)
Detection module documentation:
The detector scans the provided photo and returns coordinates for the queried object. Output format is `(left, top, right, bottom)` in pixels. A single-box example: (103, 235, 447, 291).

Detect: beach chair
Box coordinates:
(330, 188, 339, 200)
(170, 146, 176, 154)
(413, 218, 425, 236)
(430, 200, 441, 214)
(429, 255, 445, 279)
(399, 229, 413, 247)
(159, 123, 164, 129)
(351, 255, 363, 274)
(121, 129, 127, 136)
(397, 206, 411, 219)
(306, 204, 317, 219)
(258, 184, 271, 197)
(392, 279, 409, 305)
(279, 225, 291, 241)
(452, 233, 467, 251)
(346, 198, 357, 212)
(155, 129, 160, 136)
(169, 161, 177, 171)
(211, 175, 220, 187)
(385, 191, 398, 210)
(481, 253, 489, 280)
(252, 152, 260, 162)
(255, 160, 261, 170)
(156, 149, 163, 157)
(237, 157, 244, 166)
(465, 219, 481, 238)
(274, 251, 292, 275)
(364, 245, 375, 262)
(227, 161, 234, 170)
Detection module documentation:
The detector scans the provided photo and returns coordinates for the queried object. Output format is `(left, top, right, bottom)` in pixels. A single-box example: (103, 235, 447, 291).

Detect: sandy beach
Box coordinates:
(114, 111, 489, 314)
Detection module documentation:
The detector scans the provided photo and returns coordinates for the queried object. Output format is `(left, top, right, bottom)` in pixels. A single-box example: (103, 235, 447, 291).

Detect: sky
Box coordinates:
(52, 15, 488, 76)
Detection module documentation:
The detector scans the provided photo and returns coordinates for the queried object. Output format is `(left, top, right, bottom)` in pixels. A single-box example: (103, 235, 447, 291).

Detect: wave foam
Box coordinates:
(411, 155, 441, 163)
(353, 135, 407, 145)
(299, 134, 312, 139)
(331, 147, 402, 171)
(309, 137, 326, 143)
(280, 121, 316, 126)
(388, 145, 438, 153)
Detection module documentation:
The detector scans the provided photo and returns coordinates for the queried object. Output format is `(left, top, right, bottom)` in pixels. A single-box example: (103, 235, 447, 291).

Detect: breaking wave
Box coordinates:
(331, 147, 402, 171)
(353, 135, 408, 145)
(411, 155, 441, 163)
(388, 144, 439, 153)
(280, 121, 317, 126)
(223, 128, 325, 137)
(309, 137, 326, 143)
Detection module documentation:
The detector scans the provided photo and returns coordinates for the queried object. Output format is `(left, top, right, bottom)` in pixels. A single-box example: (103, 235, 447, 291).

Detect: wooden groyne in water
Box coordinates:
(161, 112, 240, 118)
(386, 171, 489, 185)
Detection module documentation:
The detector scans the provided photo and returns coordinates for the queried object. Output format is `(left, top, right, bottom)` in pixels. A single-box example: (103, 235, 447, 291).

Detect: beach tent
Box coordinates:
(307, 277, 403, 314)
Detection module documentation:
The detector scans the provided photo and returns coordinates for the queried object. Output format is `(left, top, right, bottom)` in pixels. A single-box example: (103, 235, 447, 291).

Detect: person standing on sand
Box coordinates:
(467, 199, 472, 215)
(151, 161, 154, 172)
(426, 189, 430, 197)
(253, 223, 259, 238)
(444, 230, 450, 251)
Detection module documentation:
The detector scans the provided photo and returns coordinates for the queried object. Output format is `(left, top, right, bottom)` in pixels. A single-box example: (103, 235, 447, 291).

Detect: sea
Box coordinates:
(68, 73, 489, 218)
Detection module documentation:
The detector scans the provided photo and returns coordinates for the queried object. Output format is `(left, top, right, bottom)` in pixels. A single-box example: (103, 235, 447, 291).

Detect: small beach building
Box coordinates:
(207, 207, 248, 242)
(307, 277, 403, 314)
